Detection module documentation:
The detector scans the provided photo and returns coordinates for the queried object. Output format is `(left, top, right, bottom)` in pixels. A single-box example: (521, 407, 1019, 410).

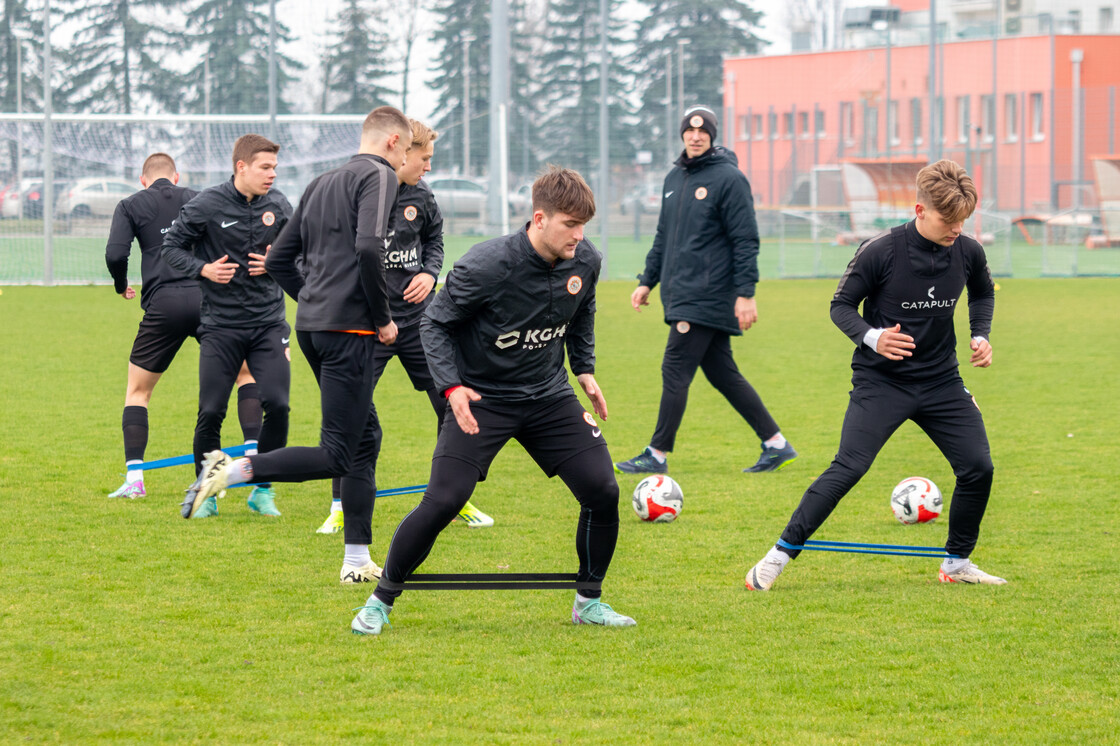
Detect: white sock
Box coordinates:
(226, 458, 253, 485)
(941, 557, 969, 573)
(330, 499, 343, 513)
(575, 593, 598, 606)
(764, 433, 787, 449)
(344, 544, 371, 567)
(125, 462, 144, 483)
(243, 439, 258, 456)
(767, 546, 792, 566)
(647, 446, 667, 463)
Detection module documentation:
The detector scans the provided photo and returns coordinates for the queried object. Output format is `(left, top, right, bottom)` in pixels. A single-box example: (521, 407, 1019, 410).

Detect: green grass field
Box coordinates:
(1, 278, 1117, 744)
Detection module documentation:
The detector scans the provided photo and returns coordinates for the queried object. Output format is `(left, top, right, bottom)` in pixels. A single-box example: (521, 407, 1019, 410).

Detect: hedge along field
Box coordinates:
(0, 278, 1116, 744)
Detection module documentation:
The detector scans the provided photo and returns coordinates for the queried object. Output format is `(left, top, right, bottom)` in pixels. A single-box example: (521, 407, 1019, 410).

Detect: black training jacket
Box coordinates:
(420, 226, 599, 402)
(266, 154, 397, 332)
(385, 179, 444, 328)
(832, 220, 995, 382)
(104, 178, 199, 309)
(637, 146, 760, 335)
(161, 177, 291, 328)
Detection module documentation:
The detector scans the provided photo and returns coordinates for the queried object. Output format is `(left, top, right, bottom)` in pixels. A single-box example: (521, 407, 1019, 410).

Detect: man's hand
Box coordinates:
(735, 296, 758, 331)
(576, 373, 608, 421)
(377, 320, 399, 345)
(448, 386, 482, 435)
(120, 286, 136, 300)
(876, 324, 916, 360)
(402, 273, 436, 304)
(631, 285, 651, 311)
(247, 244, 270, 276)
(970, 337, 993, 368)
(200, 255, 237, 284)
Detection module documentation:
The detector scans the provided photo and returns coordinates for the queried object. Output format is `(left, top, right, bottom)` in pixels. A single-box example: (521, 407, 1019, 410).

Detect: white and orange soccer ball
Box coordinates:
(632, 475, 683, 523)
(890, 476, 943, 524)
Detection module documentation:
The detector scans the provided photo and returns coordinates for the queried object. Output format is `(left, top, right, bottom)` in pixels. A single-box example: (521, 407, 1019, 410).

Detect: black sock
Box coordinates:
(122, 406, 149, 463)
(237, 383, 262, 443)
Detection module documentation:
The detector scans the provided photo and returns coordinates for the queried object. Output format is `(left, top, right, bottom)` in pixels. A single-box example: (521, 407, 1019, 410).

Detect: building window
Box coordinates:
(957, 96, 971, 143)
(980, 95, 995, 143)
(768, 111, 778, 140)
(911, 98, 923, 145)
(1030, 92, 1044, 140)
(738, 115, 750, 141)
(815, 109, 825, 138)
(888, 100, 901, 146)
(937, 96, 946, 143)
(1101, 7, 1114, 32)
(798, 110, 810, 139)
(1004, 94, 1019, 142)
(864, 104, 879, 154)
(1068, 9, 1081, 32)
(783, 112, 794, 139)
(841, 102, 855, 142)
(753, 114, 763, 140)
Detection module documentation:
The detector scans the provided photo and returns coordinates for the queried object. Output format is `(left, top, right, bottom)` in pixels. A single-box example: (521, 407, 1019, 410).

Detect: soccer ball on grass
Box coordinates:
(890, 476, 942, 524)
(632, 475, 683, 523)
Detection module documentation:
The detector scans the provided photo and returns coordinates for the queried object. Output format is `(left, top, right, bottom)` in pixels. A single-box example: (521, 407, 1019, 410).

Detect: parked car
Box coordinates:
(21, 180, 69, 219)
(426, 175, 530, 219)
(0, 178, 37, 219)
(55, 177, 138, 218)
(619, 182, 662, 216)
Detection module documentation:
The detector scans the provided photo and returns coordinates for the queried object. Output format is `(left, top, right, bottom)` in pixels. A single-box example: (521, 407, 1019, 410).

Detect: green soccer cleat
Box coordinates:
(614, 447, 668, 475)
(247, 486, 281, 516)
(571, 597, 636, 627)
(108, 479, 146, 499)
(316, 510, 344, 534)
(186, 450, 231, 518)
(191, 496, 219, 519)
(351, 596, 392, 636)
(743, 442, 798, 473)
(455, 501, 494, 528)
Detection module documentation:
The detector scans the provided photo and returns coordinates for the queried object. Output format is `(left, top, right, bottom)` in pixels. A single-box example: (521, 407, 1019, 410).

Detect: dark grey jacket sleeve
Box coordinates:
(161, 197, 209, 278)
(355, 166, 396, 328)
(565, 272, 597, 376)
(265, 199, 305, 300)
(830, 241, 882, 346)
(105, 201, 135, 293)
(420, 189, 445, 280)
(419, 261, 488, 394)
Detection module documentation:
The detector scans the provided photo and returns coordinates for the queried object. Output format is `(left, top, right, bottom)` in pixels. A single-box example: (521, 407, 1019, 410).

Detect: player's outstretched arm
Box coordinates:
(447, 386, 481, 434)
(576, 373, 608, 421)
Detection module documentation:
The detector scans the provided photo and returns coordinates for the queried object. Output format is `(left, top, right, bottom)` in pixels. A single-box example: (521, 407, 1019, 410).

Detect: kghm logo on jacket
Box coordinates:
(494, 323, 569, 350)
(385, 246, 419, 268)
(901, 285, 957, 310)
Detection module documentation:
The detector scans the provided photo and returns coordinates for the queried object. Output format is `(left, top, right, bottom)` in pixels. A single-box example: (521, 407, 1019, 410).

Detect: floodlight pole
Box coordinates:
(487, 0, 510, 232)
(598, 0, 610, 270)
(268, 0, 277, 139)
(462, 35, 472, 177)
(43, 0, 54, 286)
(928, 0, 938, 162)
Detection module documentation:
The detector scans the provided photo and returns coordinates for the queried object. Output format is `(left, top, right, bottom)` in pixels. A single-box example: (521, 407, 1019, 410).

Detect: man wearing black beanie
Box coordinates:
(615, 105, 797, 476)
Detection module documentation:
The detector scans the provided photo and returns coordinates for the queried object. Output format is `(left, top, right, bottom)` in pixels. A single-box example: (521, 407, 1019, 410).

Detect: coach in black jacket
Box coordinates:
(182, 107, 410, 585)
(162, 135, 292, 502)
(615, 106, 797, 476)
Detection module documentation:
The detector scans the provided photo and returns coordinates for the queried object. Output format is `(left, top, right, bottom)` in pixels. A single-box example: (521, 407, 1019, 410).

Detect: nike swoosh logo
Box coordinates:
(281, 337, 290, 345)
(664, 191, 673, 198)
(221, 220, 238, 228)
(592, 428, 602, 438)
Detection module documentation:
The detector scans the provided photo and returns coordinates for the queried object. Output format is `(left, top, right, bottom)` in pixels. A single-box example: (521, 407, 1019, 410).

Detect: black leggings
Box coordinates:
(374, 448, 620, 605)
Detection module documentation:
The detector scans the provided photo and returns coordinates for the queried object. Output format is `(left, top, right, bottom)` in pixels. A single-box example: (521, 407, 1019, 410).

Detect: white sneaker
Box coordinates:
(745, 551, 787, 591)
(938, 560, 1007, 585)
(340, 560, 382, 584)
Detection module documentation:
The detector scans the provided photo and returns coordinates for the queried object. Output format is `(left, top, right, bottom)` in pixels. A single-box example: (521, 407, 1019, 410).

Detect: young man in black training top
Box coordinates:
(615, 106, 796, 476)
(315, 118, 494, 536)
(351, 166, 636, 635)
(105, 152, 264, 500)
(162, 135, 293, 519)
(745, 159, 1005, 590)
(185, 107, 410, 586)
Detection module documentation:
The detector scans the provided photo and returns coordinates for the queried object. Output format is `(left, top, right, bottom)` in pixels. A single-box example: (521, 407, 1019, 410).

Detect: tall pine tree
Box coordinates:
(322, 0, 396, 114)
(631, 0, 765, 159)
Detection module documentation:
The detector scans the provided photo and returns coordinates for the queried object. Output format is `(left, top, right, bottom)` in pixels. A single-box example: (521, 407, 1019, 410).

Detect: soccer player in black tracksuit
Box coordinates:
(184, 107, 411, 586)
(162, 135, 293, 519)
(315, 119, 494, 536)
(615, 106, 797, 476)
(351, 167, 636, 635)
(105, 153, 265, 500)
(745, 160, 1006, 590)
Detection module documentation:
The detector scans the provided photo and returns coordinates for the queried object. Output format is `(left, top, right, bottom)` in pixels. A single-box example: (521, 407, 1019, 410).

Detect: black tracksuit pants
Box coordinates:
(780, 372, 993, 559)
(249, 331, 382, 546)
(650, 321, 779, 452)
